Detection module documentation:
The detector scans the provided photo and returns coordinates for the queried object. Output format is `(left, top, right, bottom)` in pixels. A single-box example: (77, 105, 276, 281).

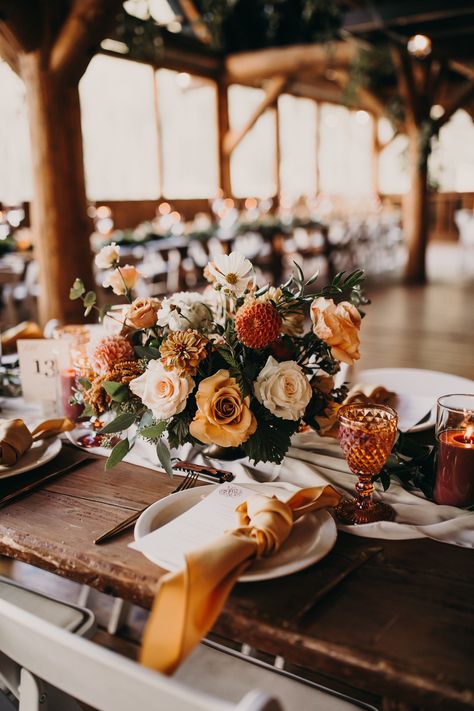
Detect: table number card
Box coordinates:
(17, 339, 69, 404)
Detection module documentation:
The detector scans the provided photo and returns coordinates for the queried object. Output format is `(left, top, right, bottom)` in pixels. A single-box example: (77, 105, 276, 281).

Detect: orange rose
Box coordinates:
(310, 297, 361, 365)
(127, 297, 160, 329)
(103, 264, 140, 296)
(190, 369, 257, 447)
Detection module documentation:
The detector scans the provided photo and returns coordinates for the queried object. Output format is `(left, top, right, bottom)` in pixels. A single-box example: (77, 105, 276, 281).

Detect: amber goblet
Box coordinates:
(335, 403, 398, 525)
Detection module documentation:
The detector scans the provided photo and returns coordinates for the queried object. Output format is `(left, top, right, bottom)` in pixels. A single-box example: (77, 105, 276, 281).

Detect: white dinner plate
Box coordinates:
(134, 482, 338, 582)
(0, 437, 62, 479)
(356, 368, 474, 432)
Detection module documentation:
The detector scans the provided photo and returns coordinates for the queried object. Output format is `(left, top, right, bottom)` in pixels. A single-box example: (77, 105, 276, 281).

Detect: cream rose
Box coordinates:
(102, 264, 140, 296)
(95, 243, 120, 269)
(254, 356, 312, 421)
(129, 359, 193, 420)
(190, 369, 256, 447)
(310, 297, 361, 365)
(127, 297, 160, 329)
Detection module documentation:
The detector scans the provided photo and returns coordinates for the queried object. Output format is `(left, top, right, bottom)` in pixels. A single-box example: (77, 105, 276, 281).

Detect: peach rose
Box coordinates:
(310, 297, 361, 365)
(129, 359, 193, 420)
(190, 369, 257, 447)
(103, 265, 140, 296)
(127, 297, 160, 329)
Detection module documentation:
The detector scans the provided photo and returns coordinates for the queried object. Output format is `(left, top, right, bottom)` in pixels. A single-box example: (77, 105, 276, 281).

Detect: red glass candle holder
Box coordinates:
(434, 394, 474, 508)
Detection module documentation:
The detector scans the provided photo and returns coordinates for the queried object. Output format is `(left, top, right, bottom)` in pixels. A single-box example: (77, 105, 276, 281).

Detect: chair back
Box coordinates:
(0, 598, 281, 711)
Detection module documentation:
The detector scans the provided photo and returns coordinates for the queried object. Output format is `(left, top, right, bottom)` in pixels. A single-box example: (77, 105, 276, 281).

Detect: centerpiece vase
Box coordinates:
(201, 443, 245, 461)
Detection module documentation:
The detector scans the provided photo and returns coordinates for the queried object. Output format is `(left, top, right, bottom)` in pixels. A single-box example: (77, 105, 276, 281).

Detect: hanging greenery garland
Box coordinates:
(196, 0, 343, 51)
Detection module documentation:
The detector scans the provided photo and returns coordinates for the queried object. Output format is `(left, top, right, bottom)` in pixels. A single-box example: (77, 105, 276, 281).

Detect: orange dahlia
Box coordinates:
(90, 335, 134, 374)
(235, 299, 282, 349)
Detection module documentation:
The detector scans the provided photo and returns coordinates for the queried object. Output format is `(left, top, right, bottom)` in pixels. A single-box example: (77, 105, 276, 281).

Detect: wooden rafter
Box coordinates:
(179, 0, 212, 45)
(390, 44, 420, 127)
(328, 68, 386, 118)
(0, 22, 20, 73)
(50, 0, 122, 82)
(225, 42, 355, 84)
(223, 75, 288, 155)
(434, 77, 474, 130)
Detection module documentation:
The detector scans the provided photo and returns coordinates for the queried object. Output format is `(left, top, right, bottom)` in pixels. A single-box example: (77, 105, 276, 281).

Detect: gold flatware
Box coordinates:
(94, 473, 196, 545)
(94, 463, 230, 545)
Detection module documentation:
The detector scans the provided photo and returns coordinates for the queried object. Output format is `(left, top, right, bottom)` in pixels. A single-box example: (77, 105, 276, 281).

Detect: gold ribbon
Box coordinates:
(140, 484, 341, 674)
(0, 418, 74, 466)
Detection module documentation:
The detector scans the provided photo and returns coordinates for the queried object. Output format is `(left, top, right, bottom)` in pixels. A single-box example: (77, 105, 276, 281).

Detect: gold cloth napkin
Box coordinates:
(0, 418, 74, 466)
(345, 384, 396, 406)
(140, 484, 341, 674)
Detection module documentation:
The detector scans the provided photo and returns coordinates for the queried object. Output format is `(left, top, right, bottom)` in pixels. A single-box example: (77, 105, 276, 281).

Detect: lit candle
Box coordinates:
(59, 368, 83, 422)
(434, 425, 474, 507)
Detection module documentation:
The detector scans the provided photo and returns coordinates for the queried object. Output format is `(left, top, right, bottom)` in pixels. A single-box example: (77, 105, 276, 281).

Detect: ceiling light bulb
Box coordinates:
(407, 34, 432, 58)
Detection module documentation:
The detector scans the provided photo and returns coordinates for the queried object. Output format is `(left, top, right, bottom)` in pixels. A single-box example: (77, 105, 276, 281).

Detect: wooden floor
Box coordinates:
(358, 282, 474, 380)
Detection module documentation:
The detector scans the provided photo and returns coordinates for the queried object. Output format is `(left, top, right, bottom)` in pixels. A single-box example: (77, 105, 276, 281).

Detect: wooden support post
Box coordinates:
(0, 0, 121, 324)
(403, 126, 429, 283)
(217, 76, 232, 196)
(20, 52, 94, 323)
(371, 116, 380, 197)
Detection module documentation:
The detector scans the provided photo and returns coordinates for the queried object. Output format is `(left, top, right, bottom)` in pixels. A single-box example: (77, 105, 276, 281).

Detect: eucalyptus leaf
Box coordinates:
(69, 278, 85, 300)
(83, 291, 96, 308)
(105, 438, 130, 470)
(100, 412, 136, 434)
(77, 377, 91, 391)
(139, 421, 167, 440)
(102, 381, 129, 402)
(99, 304, 112, 322)
(156, 439, 173, 477)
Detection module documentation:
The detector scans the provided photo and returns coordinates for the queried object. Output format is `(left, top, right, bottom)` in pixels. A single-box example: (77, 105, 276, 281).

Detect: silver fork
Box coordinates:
(172, 469, 199, 493)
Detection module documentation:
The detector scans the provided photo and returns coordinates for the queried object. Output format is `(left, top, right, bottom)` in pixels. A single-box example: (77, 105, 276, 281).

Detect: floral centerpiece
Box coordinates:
(70, 246, 366, 473)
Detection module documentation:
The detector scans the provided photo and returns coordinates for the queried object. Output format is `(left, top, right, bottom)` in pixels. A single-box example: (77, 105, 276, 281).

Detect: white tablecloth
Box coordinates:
(117, 430, 474, 549)
(4, 398, 473, 549)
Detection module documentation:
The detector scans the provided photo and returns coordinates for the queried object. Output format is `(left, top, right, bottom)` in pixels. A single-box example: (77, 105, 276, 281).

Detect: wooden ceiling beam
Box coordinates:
(434, 78, 474, 130)
(50, 0, 122, 82)
(178, 0, 212, 45)
(343, 1, 474, 33)
(225, 42, 355, 84)
(223, 74, 287, 155)
(0, 22, 21, 73)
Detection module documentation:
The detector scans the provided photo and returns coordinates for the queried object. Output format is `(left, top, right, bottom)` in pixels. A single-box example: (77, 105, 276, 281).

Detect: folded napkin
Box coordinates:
(140, 484, 341, 674)
(345, 383, 396, 406)
(0, 418, 74, 466)
(1, 321, 43, 354)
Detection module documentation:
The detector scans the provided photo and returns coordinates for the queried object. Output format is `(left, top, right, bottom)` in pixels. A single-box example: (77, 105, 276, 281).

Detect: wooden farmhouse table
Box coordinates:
(0, 442, 472, 711)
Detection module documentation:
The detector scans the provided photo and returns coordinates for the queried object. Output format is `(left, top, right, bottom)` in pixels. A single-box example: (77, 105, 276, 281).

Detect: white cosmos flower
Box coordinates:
(208, 251, 254, 297)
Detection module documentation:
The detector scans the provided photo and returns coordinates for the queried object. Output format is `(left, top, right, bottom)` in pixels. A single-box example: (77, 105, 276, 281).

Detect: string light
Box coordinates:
(407, 34, 432, 58)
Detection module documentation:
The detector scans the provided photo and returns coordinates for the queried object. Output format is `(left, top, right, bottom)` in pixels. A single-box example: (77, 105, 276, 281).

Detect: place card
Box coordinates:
(130, 482, 281, 571)
(17, 339, 69, 403)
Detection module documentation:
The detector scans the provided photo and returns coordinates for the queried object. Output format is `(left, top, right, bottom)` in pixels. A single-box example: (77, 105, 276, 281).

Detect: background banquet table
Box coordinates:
(0, 443, 473, 711)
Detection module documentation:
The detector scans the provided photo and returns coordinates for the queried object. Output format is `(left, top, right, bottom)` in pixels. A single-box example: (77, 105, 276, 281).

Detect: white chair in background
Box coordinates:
(0, 596, 281, 711)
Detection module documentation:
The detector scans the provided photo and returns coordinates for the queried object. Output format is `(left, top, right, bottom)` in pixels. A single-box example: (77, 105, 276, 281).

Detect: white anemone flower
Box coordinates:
(208, 251, 254, 297)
